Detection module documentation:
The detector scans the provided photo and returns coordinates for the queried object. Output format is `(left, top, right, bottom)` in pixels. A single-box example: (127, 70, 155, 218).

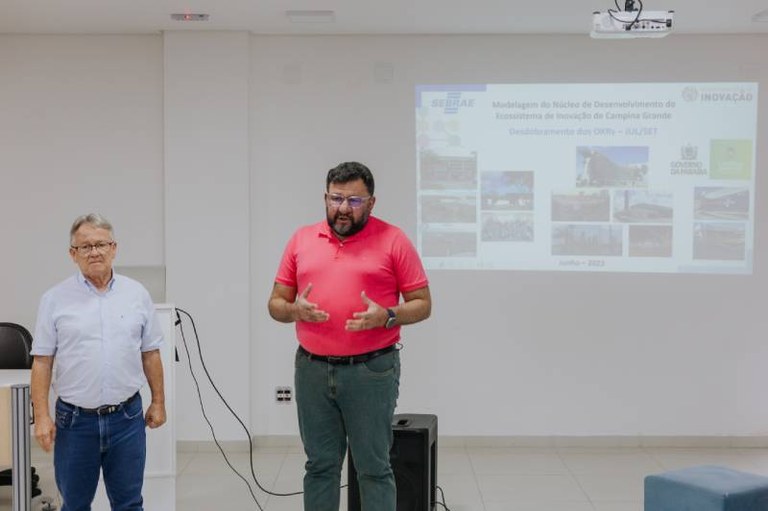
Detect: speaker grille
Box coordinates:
(394, 460, 422, 511)
(348, 414, 437, 511)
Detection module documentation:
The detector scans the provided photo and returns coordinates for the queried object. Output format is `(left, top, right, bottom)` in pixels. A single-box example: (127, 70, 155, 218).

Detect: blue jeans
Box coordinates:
(54, 394, 146, 511)
(295, 347, 400, 511)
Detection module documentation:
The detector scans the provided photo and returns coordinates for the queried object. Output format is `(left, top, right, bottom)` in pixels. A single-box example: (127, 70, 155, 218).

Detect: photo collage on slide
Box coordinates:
(418, 141, 753, 264)
(692, 140, 752, 261)
(418, 149, 480, 258)
(559, 142, 753, 262)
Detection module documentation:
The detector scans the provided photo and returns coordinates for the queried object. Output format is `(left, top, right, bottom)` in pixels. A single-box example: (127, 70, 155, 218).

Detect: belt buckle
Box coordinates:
(326, 356, 345, 364)
(97, 404, 118, 415)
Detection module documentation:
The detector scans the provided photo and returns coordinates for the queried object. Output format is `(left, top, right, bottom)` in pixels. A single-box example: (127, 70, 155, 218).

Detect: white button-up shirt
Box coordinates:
(32, 272, 163, 408)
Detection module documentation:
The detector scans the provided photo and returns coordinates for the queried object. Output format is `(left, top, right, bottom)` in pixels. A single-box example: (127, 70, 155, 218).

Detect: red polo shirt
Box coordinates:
(275, 216, 428, 356)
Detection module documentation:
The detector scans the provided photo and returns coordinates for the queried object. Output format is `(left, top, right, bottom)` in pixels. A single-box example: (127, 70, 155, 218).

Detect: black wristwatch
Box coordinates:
(385, 308, 397, 329)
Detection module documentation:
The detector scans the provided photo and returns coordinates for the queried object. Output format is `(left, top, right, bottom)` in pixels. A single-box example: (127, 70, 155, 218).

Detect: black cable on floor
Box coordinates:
(176, 307, 303, 499)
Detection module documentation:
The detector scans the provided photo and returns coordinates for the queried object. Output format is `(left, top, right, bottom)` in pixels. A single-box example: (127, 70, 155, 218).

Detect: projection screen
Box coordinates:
(416, 82, 758, 274)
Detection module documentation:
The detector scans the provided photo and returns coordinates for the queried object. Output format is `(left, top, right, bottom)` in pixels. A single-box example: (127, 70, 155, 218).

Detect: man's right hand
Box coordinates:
(30, 355, 56, 452)
(34, 414, 56, 452)
(293, 283, 330, 323)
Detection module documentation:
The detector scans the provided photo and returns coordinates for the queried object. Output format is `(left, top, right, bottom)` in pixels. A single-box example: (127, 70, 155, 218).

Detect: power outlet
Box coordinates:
(275, 386, 293, 403)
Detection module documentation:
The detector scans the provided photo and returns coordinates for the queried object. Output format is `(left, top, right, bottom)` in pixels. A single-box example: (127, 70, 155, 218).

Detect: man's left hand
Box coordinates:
(145, 402, 167, 429)
(346, 291, 387, 331)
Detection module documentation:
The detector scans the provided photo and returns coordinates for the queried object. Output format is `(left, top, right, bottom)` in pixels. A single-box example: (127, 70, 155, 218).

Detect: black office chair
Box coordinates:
(0, 322, 34, 369)
(0, 322, 42, 497)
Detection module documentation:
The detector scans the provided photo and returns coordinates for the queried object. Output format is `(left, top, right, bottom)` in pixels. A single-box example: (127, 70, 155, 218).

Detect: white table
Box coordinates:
(0, 370, 30, 387)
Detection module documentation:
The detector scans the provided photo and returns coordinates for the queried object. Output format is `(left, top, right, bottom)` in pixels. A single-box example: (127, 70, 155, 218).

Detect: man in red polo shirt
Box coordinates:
(268, 161, 431, 511)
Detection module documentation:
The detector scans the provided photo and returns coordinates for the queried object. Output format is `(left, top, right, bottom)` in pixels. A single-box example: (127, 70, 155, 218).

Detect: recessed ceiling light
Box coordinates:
(170, 13, 210, 22)
(286, 10, 336, 23)
(752, 8, 768, 22)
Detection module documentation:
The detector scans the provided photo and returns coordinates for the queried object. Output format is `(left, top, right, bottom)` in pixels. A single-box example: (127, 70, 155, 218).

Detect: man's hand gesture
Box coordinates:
(346, 291, 386, 331)
(294, 283, 330, 323)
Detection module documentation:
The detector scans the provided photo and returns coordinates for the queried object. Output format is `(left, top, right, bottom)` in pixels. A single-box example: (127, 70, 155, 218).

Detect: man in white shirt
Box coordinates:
(30, 213, 166, 511)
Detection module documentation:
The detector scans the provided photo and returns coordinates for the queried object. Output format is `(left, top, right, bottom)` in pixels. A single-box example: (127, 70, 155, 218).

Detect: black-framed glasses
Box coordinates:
(71, 241, 115, 255)
(325, 193, 371, 209)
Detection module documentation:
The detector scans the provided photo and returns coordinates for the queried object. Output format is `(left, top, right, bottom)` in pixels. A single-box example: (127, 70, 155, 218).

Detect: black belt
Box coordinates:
(299, 344, 396, 365)
(61, 392, 140, 416)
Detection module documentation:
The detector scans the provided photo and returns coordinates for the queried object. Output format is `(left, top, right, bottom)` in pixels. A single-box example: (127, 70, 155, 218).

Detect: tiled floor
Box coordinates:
(3, 444, 768, 510)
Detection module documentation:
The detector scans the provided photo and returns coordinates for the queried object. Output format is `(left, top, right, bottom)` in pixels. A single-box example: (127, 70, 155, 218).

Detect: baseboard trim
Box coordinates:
(177, 435, 768, 452)
(438, 435, 768, 448)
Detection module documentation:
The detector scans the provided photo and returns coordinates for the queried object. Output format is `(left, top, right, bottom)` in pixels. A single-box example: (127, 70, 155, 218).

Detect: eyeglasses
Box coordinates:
(325, 193, 371, 209)
(71, 241, 115, 255)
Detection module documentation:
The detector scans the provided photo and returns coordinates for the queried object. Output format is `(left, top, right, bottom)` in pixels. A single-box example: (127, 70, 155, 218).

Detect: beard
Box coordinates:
(327, 209, 370, 238)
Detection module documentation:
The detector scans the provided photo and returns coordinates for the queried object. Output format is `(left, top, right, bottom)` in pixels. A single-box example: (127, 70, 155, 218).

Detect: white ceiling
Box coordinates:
(1, 0, 767, 36)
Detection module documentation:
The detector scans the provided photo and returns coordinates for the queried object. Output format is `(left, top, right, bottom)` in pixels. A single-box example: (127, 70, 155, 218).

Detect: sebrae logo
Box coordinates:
(430, 92, 476, 114)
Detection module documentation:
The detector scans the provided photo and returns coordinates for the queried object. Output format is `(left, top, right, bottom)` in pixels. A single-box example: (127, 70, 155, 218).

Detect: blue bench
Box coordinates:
(645, 465, 768, 511)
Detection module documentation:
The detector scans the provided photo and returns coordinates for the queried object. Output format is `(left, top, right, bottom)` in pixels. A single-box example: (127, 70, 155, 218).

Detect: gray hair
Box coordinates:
(70, 213, 114, 242)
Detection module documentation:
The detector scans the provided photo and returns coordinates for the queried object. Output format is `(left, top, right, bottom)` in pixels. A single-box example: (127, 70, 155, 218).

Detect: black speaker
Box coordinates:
(348, 413, 438, 511)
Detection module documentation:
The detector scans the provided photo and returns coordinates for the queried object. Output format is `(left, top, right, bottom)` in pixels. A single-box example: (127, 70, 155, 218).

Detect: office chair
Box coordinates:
(0, 322, 33, 369)
(0, 322, 42, 497)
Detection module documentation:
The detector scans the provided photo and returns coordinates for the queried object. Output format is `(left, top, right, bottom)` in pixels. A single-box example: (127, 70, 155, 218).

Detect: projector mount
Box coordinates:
(591, 0, 674, 39)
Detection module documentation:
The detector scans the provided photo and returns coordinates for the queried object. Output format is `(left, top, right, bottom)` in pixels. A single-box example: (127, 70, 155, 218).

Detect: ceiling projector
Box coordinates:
(591, 9, 674, 39)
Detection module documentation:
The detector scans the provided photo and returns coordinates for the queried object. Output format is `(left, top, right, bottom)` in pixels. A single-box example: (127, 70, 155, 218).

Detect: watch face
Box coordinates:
(385, 310, 396, 329)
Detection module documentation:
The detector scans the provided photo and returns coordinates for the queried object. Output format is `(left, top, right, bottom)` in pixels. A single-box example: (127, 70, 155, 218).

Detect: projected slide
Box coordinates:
(416, 83, 757, 273)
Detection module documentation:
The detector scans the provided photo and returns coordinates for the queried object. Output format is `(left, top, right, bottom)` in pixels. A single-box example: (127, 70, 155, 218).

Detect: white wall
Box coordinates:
(0, 35, 164, 330)
(1, 33, 766, 441)
(164, 31, 252, 441)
